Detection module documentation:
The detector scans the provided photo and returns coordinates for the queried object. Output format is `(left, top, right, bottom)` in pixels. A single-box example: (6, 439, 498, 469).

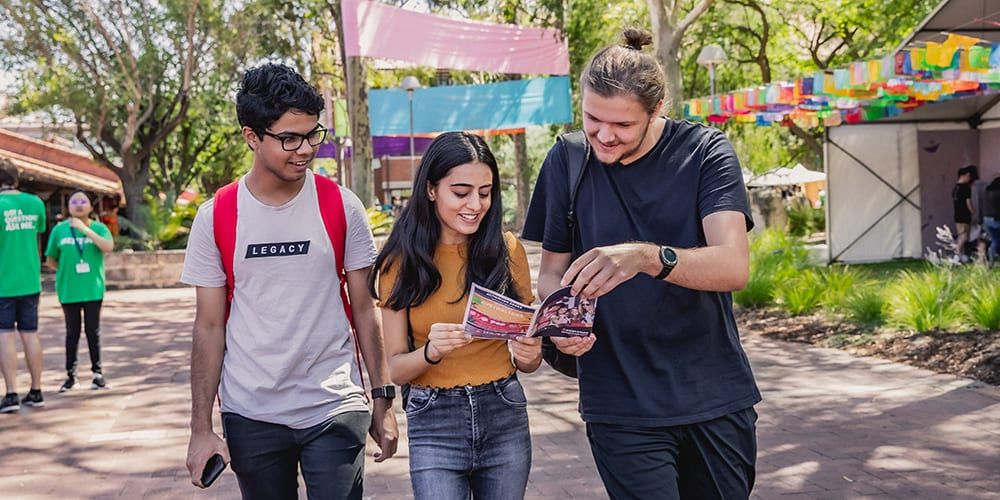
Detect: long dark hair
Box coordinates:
(368, 132, 519, 310)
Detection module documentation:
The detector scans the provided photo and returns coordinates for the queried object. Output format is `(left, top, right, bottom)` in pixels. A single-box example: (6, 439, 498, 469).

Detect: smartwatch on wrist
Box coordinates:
(654, 245, 677, 280)
(371, 385, 396, 400)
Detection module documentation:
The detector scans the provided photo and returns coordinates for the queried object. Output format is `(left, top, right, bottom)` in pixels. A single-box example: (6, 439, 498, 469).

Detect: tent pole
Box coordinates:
(824, 127, 832, 264)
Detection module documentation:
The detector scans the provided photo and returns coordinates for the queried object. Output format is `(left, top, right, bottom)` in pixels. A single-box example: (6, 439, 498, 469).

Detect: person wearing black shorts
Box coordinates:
(0, 163, 47, 413)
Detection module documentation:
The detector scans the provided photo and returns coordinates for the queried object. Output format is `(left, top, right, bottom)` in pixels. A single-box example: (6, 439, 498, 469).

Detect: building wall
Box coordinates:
(374, 156, 419, 205)
(979, 128, 1000, 183)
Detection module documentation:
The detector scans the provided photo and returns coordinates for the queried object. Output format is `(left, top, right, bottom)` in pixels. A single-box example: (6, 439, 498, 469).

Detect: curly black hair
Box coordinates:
(236, 63, 325, 136)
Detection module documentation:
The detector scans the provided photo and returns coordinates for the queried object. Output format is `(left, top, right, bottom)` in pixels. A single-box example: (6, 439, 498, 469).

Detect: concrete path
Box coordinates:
(1, 264, 997, 498)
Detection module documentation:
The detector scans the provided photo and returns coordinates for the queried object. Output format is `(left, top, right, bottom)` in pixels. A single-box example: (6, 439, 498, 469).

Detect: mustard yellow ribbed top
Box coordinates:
(378, 232, 533, 388)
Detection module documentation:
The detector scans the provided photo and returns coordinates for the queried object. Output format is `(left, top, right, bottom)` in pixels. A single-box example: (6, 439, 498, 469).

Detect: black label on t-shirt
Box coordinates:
(245, 240, 311, 258)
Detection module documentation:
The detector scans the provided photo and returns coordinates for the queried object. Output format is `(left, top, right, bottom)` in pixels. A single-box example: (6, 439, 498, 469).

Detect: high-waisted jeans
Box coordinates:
(406, 373, 531, 500)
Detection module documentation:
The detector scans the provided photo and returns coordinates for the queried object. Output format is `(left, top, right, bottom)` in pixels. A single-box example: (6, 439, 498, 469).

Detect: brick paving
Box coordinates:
(1, 244, 998, 499)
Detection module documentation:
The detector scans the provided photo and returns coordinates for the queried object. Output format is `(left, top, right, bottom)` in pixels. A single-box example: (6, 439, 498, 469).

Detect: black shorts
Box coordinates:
(586, 406, 758, 500)
(0, 293, 40, 332)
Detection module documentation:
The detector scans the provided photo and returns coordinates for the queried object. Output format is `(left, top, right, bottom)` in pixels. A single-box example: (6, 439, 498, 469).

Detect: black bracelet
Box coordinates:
(423, 342, 441, 365)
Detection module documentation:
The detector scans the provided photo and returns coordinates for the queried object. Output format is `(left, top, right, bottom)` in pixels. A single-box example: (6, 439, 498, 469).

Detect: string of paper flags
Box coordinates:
(684, 34, 1000, 127)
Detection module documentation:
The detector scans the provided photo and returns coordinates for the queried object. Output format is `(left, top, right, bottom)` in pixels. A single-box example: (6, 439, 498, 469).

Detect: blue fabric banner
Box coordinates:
(368, 76, 572, 135)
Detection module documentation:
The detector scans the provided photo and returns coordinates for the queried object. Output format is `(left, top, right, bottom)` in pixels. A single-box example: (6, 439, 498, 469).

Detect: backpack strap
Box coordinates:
(314, 174, 367, 398)
(315, 175, 354, 327)
(541, 131, 590, 380)
(212, 181, 240, 320)
(558, 130, 590, 258)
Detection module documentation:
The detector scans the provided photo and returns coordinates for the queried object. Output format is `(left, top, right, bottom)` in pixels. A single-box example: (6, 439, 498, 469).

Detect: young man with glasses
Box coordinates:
(182, 64, 398, 499)
(0, 164, 47, 413)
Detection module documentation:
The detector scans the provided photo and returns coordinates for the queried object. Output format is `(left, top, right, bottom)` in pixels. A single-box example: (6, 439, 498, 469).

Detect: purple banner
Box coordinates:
(317, 136, 435, 159)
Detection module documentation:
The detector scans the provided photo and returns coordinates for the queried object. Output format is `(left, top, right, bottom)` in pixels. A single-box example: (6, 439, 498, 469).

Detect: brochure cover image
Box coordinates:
(462, 283, 597, 340)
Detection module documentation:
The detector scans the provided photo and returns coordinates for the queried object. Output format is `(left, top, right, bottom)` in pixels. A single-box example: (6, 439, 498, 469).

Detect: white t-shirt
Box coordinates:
(181, 171, 376, 428)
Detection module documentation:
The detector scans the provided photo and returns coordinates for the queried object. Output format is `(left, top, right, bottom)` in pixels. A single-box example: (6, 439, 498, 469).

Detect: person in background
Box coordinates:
(370, 132, 541, 500)
(965, 165, 989, 262)
(953, 167, 974, 262)
(0, 163, 47, 413)
(45, 190, 114, 392)
(100, 194, 122, 237)
(983, 175, 1000, 263)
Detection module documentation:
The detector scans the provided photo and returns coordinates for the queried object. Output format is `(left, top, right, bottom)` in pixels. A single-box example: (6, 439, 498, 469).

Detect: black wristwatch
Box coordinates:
(371, 385, 396, 400)
(654, 245, 678, 280)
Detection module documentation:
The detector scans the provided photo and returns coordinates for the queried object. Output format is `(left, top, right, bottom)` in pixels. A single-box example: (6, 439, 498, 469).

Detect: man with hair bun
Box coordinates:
(524, 28, 760, 499)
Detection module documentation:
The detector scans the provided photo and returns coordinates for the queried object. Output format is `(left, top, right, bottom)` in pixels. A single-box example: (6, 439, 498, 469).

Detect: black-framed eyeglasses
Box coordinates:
(259, 126, 328, 151)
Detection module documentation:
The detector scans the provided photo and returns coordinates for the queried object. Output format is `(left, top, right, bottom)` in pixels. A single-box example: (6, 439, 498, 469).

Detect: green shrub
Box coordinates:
(735, 265, 777, 308)
(967, 281, 1000, 330)
(736, 229, 811, 308)
(844, 286, 887, 325)
(819, 266, 863, 311)
(774, 268, 824, 316)
(788, 205, 825, 237)
(887, 269, 965, 333)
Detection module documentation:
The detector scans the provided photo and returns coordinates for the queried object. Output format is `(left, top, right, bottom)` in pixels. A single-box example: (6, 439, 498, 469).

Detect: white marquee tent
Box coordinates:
(748, 164, 826, 187)
(825, 0, 1000, 263)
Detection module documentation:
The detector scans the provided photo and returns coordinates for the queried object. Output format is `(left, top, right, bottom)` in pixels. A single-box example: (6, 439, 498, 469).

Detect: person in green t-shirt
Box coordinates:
(0, 164, 47, 413)
(44, 190, 114, 393)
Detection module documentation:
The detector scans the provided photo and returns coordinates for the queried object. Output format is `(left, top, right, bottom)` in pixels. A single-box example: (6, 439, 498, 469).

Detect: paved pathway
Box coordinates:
(1, 247, 997, 498)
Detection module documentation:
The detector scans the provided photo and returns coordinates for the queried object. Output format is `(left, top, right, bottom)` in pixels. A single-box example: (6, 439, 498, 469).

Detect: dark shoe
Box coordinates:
(59, 377, 76, 393)
(22, 389, 44, 408)
(91, 373, 108, 390)
(0, 393, 19, 413)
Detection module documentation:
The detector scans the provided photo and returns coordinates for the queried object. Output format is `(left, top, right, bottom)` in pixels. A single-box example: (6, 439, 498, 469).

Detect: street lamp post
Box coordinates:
(400, 76, 421, 187)
(696, 45, 727, 97)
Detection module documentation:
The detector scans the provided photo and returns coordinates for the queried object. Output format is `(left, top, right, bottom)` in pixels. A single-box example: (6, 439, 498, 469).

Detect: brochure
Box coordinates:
(462, 283, 597, 340)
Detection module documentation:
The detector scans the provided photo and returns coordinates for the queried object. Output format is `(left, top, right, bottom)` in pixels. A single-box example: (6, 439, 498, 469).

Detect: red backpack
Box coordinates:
(212, 175, 365, 392)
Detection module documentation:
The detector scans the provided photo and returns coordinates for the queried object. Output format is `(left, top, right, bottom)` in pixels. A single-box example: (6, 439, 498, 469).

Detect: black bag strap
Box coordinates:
(540, 131, 590, 380)
(558, 130, 591, 257)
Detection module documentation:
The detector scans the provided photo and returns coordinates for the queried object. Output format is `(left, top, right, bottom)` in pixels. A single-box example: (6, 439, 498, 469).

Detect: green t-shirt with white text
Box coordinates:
(45, 219, 112, 304)
(0, 191, 47, 297)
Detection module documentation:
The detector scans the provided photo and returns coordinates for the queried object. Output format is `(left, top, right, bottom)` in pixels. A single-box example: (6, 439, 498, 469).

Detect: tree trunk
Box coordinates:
(661, 45, 684, 117)
(119, 159, 150, 232)
(512, 132, 529, 230)
(345, 55, 374, 207)
(650, 10, 684, 117)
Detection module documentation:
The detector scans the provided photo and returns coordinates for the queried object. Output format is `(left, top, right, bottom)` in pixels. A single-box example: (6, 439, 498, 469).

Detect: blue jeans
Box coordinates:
(985, 217, 1000, 260)
(406, 374, 531, 500)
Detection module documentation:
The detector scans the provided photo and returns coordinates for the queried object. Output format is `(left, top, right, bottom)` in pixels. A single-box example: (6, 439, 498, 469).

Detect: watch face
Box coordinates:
(660, 246, 677, 266)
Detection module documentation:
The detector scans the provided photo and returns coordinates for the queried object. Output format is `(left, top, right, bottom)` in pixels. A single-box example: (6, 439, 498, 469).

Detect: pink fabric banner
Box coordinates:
(341, 0, 570, 75)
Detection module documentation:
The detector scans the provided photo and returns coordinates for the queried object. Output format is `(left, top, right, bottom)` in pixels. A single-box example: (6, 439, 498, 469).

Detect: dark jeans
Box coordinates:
(61, 300, 102, 376)
(406, 374, 531, 500)
(222, 410, 370, 500)
(586, 406, 758, 500)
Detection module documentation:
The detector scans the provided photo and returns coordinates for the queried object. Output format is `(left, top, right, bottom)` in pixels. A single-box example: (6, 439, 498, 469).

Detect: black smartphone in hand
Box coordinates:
(201, 453, 227, 487)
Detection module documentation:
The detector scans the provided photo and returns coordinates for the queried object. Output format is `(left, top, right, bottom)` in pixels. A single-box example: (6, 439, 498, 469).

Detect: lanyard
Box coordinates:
(69, 225, 87, 260)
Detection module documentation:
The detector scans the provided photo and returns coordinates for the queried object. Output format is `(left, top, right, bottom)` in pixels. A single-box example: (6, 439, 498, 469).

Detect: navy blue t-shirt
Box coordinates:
(522, 119, 761, 427)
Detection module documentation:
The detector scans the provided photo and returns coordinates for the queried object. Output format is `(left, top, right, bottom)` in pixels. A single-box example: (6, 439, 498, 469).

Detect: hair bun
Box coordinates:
(621, 28, 653, 51)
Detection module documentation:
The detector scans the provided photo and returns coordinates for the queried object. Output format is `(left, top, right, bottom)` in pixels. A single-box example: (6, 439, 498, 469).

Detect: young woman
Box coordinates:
(369, 132, 541, 500)
(45, 190, 114, 392)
